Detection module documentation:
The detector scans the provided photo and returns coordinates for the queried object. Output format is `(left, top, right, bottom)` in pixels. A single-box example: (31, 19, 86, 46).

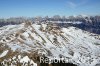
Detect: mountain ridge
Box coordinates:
(0, 15, 100, 34)
(0, 22, 100, 66)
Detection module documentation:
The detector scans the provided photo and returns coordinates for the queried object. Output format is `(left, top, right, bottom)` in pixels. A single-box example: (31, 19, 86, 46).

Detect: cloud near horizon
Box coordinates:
(67, 0, 88, 8)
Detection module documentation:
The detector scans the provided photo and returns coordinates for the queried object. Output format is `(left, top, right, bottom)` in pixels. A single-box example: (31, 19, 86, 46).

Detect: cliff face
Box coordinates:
(0, 22, 100, 66)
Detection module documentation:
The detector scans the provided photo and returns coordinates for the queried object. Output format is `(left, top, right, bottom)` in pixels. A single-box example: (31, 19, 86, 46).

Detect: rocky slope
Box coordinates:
(0, 22, 100, 66)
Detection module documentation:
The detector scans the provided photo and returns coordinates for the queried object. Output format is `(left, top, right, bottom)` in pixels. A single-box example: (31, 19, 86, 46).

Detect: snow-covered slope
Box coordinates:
(0, 22, 100, 66)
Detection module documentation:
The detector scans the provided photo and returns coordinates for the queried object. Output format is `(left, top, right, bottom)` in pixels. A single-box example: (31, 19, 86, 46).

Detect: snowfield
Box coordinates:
(0, 22, 100, 66)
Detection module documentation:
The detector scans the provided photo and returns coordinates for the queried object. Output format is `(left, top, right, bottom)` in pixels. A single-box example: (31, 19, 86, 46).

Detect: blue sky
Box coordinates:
(0, 0, 100, 18)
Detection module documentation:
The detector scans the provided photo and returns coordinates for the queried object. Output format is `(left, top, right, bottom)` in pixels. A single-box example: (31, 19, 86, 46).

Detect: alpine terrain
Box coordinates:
(0, 21, 100, 66)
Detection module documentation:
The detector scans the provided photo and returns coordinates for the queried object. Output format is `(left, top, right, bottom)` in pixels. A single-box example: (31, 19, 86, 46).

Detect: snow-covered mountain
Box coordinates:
(0, 22, 100, 66)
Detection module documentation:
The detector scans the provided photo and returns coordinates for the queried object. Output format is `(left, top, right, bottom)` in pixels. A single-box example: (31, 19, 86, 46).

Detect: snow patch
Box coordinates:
(0, 50, 9, 58)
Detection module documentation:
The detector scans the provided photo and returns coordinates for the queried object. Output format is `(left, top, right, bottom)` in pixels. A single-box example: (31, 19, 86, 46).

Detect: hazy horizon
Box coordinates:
(0, 0, 100, 18)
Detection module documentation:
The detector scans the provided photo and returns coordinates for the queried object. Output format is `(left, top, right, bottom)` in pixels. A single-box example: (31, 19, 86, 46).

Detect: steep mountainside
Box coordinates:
(0, 22, 100, 66)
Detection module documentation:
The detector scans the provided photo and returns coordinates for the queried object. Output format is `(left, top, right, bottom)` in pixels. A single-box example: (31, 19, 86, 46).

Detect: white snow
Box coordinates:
(20, 56, 30, 63)
(0, 50, 9, 58)
(20, 56, 37, 66)
(51, 21, 82, 24)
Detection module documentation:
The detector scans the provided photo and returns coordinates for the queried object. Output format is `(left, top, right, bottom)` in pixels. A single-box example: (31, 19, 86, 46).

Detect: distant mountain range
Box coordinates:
(0, 15, 100, 34)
